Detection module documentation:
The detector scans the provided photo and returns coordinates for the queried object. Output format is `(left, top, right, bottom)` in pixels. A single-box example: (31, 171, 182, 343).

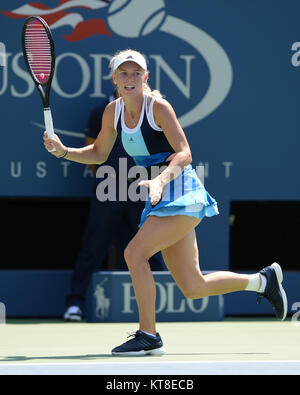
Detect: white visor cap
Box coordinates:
(112, 52, 147, 72)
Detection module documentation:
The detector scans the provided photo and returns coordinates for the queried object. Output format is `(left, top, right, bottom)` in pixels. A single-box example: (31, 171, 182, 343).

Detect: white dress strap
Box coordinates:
(146, 96, 162, 131)
(114, 97, 122, 131)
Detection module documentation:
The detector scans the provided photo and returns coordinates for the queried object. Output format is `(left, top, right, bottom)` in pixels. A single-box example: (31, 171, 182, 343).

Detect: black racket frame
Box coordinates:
(22, 15, 56, 108)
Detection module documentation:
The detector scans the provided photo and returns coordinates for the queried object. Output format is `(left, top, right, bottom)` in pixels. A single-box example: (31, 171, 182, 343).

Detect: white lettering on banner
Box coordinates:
(122, 283, 136, 313)
(60, 161, 71, 177)
(150, 55, 195, 99)
(0, 42, 6, 67)
(0, 53, 11, 95)
(89, 54, 112, 98)
(155, 282, 167, 314)
(121, 281, 210, 315)
(36, 161, 47, 178)
(222, 161, 233, 178)
(0, 52, 195, 99)
(11, 53, 35, 98)
(8, 161, 93, 179)
(10, 161, 22, 178)
(165, 282, 185, 313)
(198, 161, 209, 178)
(83, 165, 94, 178)
(7, 161, 233, 180)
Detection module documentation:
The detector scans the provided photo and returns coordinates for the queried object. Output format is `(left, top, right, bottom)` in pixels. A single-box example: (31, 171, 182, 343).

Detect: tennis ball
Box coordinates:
(107, 0, 166, 38)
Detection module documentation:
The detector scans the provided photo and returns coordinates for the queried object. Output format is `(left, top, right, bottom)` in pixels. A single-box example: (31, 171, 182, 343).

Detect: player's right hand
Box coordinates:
(43, 131, 66, 157)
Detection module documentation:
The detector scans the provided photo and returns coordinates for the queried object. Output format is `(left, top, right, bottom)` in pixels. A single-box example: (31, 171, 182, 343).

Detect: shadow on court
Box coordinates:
(0, 354, 113, 362)
(0, 351, 271, 363)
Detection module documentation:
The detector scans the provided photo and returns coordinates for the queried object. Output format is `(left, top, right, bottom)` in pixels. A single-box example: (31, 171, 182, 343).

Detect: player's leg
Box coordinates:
(111, 214, 200, 355)
(124, 215, 200, 334)
(161, 229, 250, 299)
(126, 198, 166, 270)
(162, 229, 287, 320)
(112, 214, 287, 356)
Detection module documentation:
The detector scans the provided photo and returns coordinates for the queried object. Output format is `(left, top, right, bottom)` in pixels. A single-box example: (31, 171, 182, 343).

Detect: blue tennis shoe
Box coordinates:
(257, 262, 287, 320)
(112, 330, 166, 356)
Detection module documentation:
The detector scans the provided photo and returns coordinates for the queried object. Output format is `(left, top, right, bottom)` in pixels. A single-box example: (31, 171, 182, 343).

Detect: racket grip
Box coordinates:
(44, 107, 56, 152)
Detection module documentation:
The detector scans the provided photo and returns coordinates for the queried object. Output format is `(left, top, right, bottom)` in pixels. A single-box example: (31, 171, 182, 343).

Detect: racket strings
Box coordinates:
(24, 20, 52, 84)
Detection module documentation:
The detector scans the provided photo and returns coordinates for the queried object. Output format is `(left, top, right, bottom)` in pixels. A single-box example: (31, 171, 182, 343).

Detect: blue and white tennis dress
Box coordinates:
(114, 94, 219, 227)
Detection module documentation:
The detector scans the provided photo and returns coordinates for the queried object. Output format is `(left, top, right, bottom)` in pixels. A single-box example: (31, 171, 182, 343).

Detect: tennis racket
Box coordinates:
(22, 16, 56, 151)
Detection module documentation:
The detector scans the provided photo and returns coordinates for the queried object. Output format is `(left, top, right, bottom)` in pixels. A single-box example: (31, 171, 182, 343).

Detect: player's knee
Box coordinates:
(124, 242, 147, 267)
(180, 282, 208, 299)
(123, 244, 133, 264)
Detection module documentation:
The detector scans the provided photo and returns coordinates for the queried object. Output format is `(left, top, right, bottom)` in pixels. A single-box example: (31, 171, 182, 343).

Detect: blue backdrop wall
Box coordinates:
(0, 0, 299, 316)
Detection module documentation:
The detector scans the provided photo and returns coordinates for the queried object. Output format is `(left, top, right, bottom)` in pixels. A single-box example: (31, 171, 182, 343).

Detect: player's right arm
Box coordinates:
(43, 101, 117, 165)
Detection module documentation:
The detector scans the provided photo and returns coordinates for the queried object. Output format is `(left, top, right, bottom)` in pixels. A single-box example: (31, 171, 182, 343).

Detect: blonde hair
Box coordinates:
(110, 49, 162, 99)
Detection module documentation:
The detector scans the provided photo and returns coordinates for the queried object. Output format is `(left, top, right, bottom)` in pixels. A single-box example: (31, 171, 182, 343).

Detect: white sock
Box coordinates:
(141, 330, 157, 338)
(258, 274, 267, 293)
(245, 273, 266, 292)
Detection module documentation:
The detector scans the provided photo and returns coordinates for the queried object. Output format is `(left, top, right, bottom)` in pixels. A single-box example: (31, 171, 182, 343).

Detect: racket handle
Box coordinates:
(44, 107, 56, 152)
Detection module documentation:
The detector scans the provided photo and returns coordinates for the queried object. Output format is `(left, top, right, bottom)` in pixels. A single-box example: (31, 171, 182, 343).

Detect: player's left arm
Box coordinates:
(138, 99, 192, 206)
(153, 98, 192, 187)
(85, 136, 97, 175)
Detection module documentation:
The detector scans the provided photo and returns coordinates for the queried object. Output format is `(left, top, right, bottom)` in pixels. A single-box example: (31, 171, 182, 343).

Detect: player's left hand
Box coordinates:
(138, 178, 163, 206)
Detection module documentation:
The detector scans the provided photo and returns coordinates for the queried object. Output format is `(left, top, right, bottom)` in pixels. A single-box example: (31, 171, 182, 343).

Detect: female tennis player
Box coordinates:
(44, 49, 287, 356)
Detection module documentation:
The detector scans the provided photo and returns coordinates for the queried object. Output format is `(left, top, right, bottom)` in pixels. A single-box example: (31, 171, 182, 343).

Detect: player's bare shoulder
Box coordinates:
(102, 99, 117, 130)
(153, 97, 177, 127)
(104, 99, 116, 116)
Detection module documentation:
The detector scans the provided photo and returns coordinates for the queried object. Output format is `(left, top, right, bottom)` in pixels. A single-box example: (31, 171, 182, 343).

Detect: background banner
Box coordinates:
(1, 0, 299, 271)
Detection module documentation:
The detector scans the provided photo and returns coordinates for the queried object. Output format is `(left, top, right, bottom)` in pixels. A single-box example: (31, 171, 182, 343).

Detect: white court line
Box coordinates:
(0, 360, 300, 375)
